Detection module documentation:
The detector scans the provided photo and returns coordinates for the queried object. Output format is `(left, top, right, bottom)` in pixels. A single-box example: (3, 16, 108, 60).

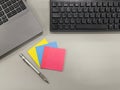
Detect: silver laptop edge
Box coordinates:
(0, 0, 43, 57)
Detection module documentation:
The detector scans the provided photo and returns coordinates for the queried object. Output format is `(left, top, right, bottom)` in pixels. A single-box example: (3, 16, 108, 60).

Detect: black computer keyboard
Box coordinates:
(50, 0, 120, 32)
(0, 0, 26, 25)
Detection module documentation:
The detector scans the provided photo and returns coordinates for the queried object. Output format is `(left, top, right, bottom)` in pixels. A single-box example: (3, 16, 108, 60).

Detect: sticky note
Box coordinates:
(28, 38, 48, 67)
(41, 46, 66, 71)
(36, 42, 58, 64)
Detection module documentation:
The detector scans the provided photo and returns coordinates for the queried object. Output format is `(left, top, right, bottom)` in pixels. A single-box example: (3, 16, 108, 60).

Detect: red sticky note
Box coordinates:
(41, 46, 66, 71)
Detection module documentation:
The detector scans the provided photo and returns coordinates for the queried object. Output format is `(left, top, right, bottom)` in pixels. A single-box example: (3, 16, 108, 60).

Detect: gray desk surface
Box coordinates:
(1, 0, 120, 90)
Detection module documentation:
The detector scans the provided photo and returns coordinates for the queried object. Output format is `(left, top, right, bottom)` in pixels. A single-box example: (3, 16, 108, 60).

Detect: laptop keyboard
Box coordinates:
(0, 0, 26, 25)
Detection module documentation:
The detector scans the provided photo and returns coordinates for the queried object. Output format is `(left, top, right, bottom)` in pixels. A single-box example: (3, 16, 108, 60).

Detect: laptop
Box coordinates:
(0, 0, 43, 57)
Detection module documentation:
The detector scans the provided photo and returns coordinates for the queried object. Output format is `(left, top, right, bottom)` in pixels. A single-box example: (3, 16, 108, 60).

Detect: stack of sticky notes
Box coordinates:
(28, 38, 66, 71)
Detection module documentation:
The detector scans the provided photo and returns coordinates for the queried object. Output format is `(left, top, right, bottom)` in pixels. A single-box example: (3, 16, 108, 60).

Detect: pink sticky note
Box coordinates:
(41, 46, 66, 71)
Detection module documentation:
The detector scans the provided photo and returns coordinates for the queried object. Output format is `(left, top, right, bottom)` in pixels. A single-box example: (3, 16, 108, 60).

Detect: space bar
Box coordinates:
(76, 24, 107, 30)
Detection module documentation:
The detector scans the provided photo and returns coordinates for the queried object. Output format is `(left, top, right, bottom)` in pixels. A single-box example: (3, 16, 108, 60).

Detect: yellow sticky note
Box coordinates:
(28, 38, 48, 67)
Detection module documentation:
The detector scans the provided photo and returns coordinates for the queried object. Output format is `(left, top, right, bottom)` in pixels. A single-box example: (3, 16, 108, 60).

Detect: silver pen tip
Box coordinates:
(39, 73, 49, 84)
(45, 80, 49, 84)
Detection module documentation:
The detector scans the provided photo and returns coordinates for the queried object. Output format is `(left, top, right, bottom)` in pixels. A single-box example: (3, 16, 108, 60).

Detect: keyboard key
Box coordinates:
(83, 7, 88, 12)
(64, 2, 69, 7)
(70, 18, 75, 23)
(81, 19, 86, 24)
(103, 2, 108, 7)
(58, 2, 63, 7)
(106, 13, 111, 18)
(62, 13, 67, 18)
(103, 19, 108, 24)
(94, 7, 99, 12)
(52, 7, 59, 12)
(88, 7, 94, 12)
(12, 10, 17, 15)
(114, 24, 119, 29)
(69, 2, 74, 7)
(75, 3, 79, 7)
(84, 13, 89, 18)
(2, 15, 7, 19)
(19, 1, 26, 10)
(79, 13, 84, 18)
(116, 8, 120, 12)
(59, 19, 64, 24)
(80, 2, 85, 7)
(72, 7, 77, 12)
(52, 19, 58, 24)
(0, 0, 5, 5)
(60, 7, 65, 12)
(92, 2, 96, 7)
(0, 11, 4, 17)
(0, 21, 3, 25)
(52, 13, 61, 18)
(96, 13, 101, 18)
(101, 13, 106, 18)
(70, 24, 75, 29)
(112, 13, 116, 18)
(110, 7, 115, 12)
(108, 25, 113, 29)
(4, 8, 10, 13)
(11, 0, 17, 3)
(66, 7, 71, 12)
(108, 2, 113, 7)
(105, 8, 110, 12)
(64, 25, 69, 30)
(14, 2, 19, 8)
(52, 2, 57, 7)
(97, 2, 102, 7)
(16, 7, 22, 13)
(65, 19, 69, 24)
(90, 13, 95, 18)
(98, 19, 103, 24)
(58, 25, 63, 30)
(0, 6, 2, 11)
(0, 20, 3, 25)
(86, 2, 91, 7)
(6, 1, 12, 6)
(7, 12, 14, 18)
(78, 7, 83, 12)
(2, 3, 7, 9)
(76, 19, 81, 24)
(2, 15, 8, 23)
(87, 19, 92, 24)
(100, 7, 105, 12)
(68, 13, 72, 18)
(73, 13, 78, 18)
(9, 5, 14, 11)
(115, 19, 119, 23)
(92, 19, 97, 24)
(114, 2, 119, 7)
(52, 24, 58, 30)
(109, 19, 114, 24)
(76, 24, 107, 30)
